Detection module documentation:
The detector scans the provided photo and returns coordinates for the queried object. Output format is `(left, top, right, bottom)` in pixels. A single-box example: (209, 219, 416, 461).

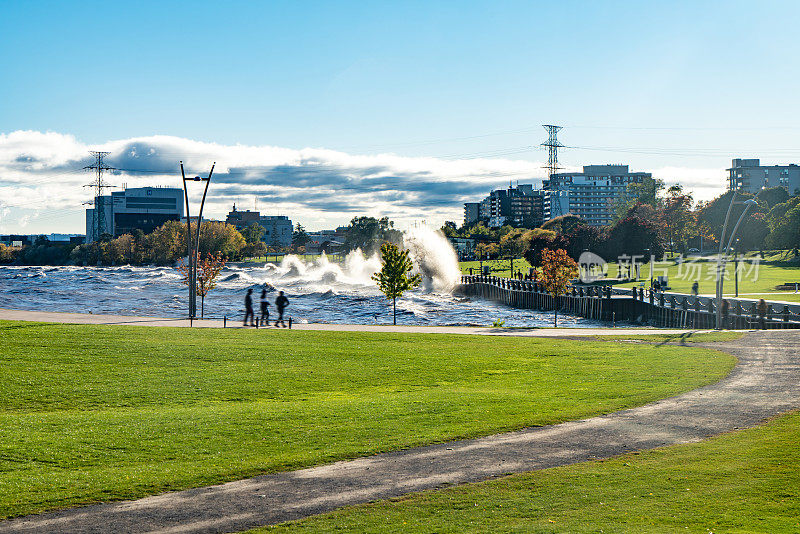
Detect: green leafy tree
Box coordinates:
(292, 223, 309, 250)
(662, 185, 695, 256)
(765, 196, 800, 250)
(441, 221, 458, 237)
(372, 242, 421, 325)
(614, 176, 665, 221)
(344, 216, 401, 253)
(241, 222, 265, 245)
(197, 221, 246, 260)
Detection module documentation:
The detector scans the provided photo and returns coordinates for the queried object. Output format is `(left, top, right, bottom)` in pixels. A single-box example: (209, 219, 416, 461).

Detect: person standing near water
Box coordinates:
(259, 288, 270, 327)
(275, 291, 289, 327)
(243, 288, 256, 327)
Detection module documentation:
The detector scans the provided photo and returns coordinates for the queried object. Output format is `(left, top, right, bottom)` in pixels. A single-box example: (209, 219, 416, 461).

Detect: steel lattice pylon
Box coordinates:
(84, 151, 116, 241)
(541, 124, 565, 217)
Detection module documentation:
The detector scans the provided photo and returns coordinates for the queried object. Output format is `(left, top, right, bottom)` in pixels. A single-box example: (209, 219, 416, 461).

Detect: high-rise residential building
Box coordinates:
(85, 186, 184, 243)
(543, 164, 651, 226)
(464, 184, 544, 228)
(225, 205, 293, 248)
(463, 202, 480, 226)
(728, 158, 800, 195)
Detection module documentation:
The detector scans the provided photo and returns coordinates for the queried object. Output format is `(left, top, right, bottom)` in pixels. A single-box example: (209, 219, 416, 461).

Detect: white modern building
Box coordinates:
(728, 158, 800, 195)
(85, 186, 183, 243)
(543, 164, 651, 226)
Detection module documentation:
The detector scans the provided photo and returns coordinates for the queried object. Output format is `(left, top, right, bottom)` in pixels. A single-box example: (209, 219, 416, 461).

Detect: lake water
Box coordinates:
(0, 256, 602, 328)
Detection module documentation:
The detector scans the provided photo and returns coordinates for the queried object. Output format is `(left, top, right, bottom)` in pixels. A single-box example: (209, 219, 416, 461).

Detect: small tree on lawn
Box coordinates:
(372, 242, 421, 325)
(177, 251, 226, 318)
(538, 248, 579, 327)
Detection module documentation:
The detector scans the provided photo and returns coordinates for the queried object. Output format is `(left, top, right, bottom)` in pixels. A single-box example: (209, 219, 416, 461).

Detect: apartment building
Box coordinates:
(543, 164, 650, 226)
(728, 158, 800, 195)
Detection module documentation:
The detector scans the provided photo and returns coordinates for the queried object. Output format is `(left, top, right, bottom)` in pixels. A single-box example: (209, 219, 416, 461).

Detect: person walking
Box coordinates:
(691, 281, 699, 296)
(243, 288, 256, 327)
(275, 291, 289, 327)
(259, 288, 270, 327)
(757, 298, 768, 330)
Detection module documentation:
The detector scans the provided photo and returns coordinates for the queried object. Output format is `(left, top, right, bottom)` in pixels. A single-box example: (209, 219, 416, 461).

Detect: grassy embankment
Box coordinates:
(264, 410, 800, 533)
(0, 321, 733, 519)
(460, 255, 800, 302)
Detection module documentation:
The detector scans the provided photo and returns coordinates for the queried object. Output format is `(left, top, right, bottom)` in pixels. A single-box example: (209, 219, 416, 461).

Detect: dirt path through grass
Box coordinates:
(1, 330, 798, 534)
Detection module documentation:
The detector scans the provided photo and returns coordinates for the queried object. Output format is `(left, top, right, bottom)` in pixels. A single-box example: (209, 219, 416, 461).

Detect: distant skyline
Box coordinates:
(2, 1, 800, 234)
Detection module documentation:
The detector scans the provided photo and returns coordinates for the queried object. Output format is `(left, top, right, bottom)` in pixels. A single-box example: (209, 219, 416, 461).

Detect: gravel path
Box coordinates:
(0, 328, 798, 533)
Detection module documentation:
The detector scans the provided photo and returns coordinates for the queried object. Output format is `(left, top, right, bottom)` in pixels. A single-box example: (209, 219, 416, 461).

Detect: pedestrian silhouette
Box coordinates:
(275, 291, 289, 327)
(757, 298, 768, 330)
(259, 288, 270, 326)
(691, 281, 699, 296)
(243, 288, 256, 326)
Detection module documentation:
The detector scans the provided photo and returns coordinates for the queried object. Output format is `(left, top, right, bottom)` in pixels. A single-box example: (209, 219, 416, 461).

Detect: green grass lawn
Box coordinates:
(264, 410, 800, 533)
(460, 258, 533, 278)
(0, 321, 733, 519)
(608, 258, 800, 299)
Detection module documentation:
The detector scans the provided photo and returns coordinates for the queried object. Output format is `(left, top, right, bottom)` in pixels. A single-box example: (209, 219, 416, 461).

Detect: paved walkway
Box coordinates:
(1, 325, 797, 533)
(0, 308, 698, 337)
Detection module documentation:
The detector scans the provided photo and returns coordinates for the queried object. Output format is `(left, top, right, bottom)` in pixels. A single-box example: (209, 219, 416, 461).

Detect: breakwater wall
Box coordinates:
(456, 275, 800, 330)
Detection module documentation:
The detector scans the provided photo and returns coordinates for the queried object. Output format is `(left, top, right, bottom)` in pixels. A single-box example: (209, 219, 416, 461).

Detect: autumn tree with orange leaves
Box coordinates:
(538, 248, 579, 327)
(177, 251, 227, 318)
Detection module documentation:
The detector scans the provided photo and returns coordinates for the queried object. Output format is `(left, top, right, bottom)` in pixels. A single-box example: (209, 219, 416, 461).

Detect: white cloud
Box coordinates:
(0, 131, 729, 234)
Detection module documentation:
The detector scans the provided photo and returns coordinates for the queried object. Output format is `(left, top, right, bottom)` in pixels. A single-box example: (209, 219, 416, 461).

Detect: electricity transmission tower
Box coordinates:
(83, 151, 116, 241)
(541, 124, 565, 217)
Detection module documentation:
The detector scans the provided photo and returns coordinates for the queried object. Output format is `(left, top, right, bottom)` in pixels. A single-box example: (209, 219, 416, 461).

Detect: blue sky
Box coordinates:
(2, 0, 800, 233)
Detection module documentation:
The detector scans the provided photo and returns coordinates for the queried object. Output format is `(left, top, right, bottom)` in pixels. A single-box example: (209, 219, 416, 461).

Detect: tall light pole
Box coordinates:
(715, 197, 758, 329)
(181, 161, 215, 320)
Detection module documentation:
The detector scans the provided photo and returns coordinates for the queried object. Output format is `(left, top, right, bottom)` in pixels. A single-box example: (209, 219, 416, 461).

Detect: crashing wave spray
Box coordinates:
(240, 228, 460, 294)
(403, 227, 462, 292)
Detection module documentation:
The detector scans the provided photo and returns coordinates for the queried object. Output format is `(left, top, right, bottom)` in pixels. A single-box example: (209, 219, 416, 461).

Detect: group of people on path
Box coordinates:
(244, 288, 289, 327)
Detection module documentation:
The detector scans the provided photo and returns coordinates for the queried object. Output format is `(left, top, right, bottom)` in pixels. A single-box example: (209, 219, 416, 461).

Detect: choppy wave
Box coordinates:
(0, 233, 601, 327)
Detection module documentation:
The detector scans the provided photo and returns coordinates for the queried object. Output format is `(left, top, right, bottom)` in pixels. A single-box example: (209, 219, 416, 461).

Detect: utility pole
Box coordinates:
(541, 125, 565, 218)
(83, 151, 116, 241)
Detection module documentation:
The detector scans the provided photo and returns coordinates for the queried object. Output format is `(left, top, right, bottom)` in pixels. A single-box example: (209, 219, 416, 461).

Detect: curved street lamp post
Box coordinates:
(181, 161, 215, 321)
(715, 194, 758, 329)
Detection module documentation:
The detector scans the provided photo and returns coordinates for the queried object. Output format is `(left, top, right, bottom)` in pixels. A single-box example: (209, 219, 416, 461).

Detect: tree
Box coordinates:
(441, 221, 458, 238)
(605, 215, 664, 262)
(372, 242, 421, 325)
(241, 222, 265, 245)
(292, 223, 309, 250)
(343, 216, 402, 253)
(661, 185, 695, 256)
(177, 251, 226, 318)
(197, 221, 246, 260)
(540, 214, 583, 235)
(475, 242, 499, 261)
(562, 224, 605, 261)
(538, 248, 579, 327)
(146, 220, 186, 265)
(522, 228, 563, 267)
(765, 196, 800, 250)
(614, 176, 665, 220)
